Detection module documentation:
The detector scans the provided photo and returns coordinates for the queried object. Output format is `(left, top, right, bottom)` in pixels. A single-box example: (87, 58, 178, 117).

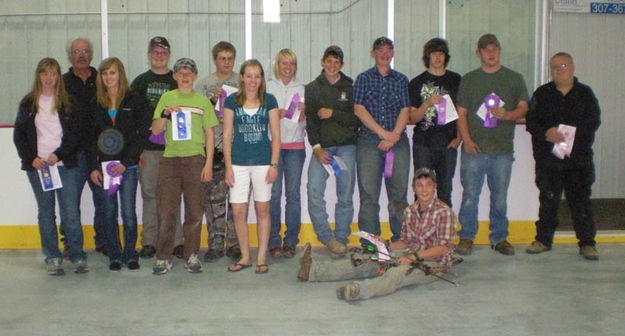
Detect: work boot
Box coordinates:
(297, 243, 312, 282)
(525, 241, 551, 254)
(492, 239, 515, 255)
(326, 239, 347, 259)
(456, 238, 473, 255)
(579, 245, 599, 260)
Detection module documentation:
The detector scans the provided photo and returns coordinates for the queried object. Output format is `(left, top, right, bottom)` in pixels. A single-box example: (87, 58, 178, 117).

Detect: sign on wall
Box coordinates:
(553, 0, 625, 14)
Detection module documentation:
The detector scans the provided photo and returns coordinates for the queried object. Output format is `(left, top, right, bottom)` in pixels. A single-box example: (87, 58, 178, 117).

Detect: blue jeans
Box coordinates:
(76, 151, 107, 248)
(357, 134, 410, 241)
(458, 152, 514, 244)
(413, 145, 457, 207)
(26, 166, 86, 263)
(307, 145, 357, 245)
(97, 167, 139, 263)
(270, 149, 305, 248)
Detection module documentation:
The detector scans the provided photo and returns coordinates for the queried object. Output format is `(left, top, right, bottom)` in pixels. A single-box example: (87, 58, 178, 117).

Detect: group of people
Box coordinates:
(14, 32, 600, 301)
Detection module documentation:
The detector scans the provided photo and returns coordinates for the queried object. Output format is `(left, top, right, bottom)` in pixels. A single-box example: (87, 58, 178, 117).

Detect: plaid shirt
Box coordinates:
(353, 67, 410, 131)
(400, 198, 456, 266)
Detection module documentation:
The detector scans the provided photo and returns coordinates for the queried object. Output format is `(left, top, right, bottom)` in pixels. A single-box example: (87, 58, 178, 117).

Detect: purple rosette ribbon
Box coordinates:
(148, 131, 166, 145)
(436, 97, 447, 126)
(483, 94, 500, 128)
(217, 90, 227, 118)
(105, 162, 123, 195)
(284, 93, 300, 119)
(383, 150, 394, 179)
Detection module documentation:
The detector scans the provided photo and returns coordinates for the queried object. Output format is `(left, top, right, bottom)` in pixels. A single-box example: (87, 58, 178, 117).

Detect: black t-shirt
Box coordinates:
(408, 70, 461, 147)
(131, 70, 177, 151)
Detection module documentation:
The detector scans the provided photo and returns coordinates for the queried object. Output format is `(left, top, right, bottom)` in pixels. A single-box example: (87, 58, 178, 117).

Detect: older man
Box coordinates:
(525, 52, 601, 260)
(62, 37, 108, 255)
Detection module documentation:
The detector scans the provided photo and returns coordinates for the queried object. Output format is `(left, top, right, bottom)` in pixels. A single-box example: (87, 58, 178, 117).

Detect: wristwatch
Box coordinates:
(269, 163, 279, 168)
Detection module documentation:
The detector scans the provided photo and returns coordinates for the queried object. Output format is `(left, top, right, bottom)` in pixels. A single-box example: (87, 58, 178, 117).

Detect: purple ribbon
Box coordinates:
(436, 97, 447, 126)
(105, 162, 123, 195)
(148, 131, 165, 145)
(483, 93, 500, 128)
(217, 90, 227, 118)
(383, 150, 394, 179)
(284, 93, 300, 119)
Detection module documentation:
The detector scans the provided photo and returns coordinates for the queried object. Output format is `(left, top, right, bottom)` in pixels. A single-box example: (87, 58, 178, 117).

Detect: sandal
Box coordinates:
(255, 264, 269, 274)
(228, 263, 252, 272)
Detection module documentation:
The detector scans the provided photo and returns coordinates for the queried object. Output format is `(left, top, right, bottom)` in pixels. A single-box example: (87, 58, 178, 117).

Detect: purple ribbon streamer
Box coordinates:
(384, 150, 394, 179)
(217, 90, 227, 118)
(483, 93, 500, 128)
(436, 97, 447, 126)
(105, 162, 123, 195)
(284, 93, 300, 119)
(148, 131, 165, 145)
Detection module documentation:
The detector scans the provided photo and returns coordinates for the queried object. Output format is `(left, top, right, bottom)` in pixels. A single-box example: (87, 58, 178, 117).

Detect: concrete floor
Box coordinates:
(1, 243, 624, 336)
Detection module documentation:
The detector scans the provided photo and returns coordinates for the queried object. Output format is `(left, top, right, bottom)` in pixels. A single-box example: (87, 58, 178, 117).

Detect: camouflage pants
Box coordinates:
(203, 164, 238, 251)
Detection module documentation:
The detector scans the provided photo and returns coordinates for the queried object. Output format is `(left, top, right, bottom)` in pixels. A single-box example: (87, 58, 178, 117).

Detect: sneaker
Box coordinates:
(173, 245, 185, 259)
(47, 258, 65, 276)
(109, 261, 122, 271)
(526, 241, 551, 254)
(127, 260, 140, 270)
(579, 245, 599, 260)
(456, 239, 473, 256)
(336, 282, 360, 301)
(226, 246, 242, 260)
(139, 245, 156, 259)
(184, 254, 203, 273)
(492, 239, 515, 255)
(282, 245, 296, 258)
(270, 246, 283, 258)
(153, 259, 173, 275)
(74, 260, 89, 274)
(326, 239, 347, 259)
(297, 243, 313, 282)
(203, 249, 224, 263)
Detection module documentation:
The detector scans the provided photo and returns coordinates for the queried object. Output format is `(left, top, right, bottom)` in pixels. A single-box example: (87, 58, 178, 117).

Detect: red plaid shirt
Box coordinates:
(400, 198, 457, 266)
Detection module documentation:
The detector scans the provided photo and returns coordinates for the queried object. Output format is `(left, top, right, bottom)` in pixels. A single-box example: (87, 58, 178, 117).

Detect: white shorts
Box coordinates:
(229, 165, 272, 203)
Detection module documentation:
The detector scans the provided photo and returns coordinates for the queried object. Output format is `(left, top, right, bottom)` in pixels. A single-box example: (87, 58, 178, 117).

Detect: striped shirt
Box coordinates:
(400, 198, 457, 267)
(353, 66, 410, 131)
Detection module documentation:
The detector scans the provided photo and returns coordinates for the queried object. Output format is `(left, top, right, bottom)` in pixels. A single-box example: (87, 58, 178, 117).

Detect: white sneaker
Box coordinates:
(184, 253, 203, 273)
(152, 259, 173, 275)
(74, 259, 89, 274)
(47, 258, 65, 276)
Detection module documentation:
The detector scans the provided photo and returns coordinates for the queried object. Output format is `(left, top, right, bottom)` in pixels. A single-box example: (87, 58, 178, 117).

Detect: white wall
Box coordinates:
(1, 126, 539, 226)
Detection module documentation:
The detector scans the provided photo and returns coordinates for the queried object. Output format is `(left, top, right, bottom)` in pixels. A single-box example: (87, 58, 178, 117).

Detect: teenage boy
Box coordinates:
(130, 36, 183, 259)
(195, 41, 241, 262)
(152, 58, 218, 274)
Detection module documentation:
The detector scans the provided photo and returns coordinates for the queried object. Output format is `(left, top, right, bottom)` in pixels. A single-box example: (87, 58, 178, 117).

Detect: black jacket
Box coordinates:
(13, 95, 81, 171)
(86, 90, 149, 172)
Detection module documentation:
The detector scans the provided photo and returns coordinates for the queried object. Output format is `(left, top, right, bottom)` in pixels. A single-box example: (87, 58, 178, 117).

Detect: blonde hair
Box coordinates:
(272, 48, 298, 79)
(235, 59, 266, 106)
(96, 57, 130, 109)
(26, 58, 71, 114)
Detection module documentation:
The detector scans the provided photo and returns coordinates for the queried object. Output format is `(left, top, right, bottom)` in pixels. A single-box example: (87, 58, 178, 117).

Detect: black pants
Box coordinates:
(534, 164, 596, 248)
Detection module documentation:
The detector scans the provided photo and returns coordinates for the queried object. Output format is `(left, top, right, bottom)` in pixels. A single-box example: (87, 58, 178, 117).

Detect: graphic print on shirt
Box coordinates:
(236, 107, 267, 145)
(419, 81, 450, 131)
(146, 82, 174, 106)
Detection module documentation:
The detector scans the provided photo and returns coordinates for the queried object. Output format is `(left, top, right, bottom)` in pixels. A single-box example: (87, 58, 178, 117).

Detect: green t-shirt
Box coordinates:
(153, 89, 218, 158)
(457, 66, 529, 153)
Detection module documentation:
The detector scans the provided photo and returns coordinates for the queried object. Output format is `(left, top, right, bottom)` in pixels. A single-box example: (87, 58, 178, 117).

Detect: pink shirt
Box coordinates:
(34, 95, 63, 166)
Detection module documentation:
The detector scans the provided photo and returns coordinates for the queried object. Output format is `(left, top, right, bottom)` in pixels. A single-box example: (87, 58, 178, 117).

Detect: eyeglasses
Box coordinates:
(551, 63, 571, 70)
(150, 50, 170, 57)
(71, 49, 91, 55)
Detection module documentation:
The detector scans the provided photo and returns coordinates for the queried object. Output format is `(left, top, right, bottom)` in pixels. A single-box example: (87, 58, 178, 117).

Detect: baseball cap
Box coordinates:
(322, 45, 344, 62)
(173, 57, 198, 74)
(477, 33, 500, 50)
(149, 36, 170, 50)
(372, 36, 394, 50)
(415, 167, 437, 182)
